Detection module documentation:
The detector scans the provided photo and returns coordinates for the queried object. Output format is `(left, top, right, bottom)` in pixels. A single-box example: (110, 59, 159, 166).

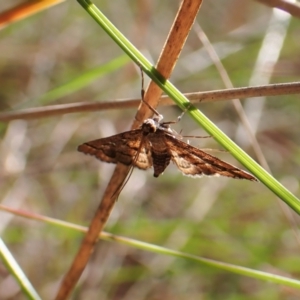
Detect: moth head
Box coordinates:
(142, 118, 158, 134)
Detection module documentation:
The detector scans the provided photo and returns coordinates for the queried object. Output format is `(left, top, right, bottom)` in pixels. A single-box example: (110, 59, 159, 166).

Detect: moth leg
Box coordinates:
(176, 102, 193, 122)
(181, 135, 211, 139)
(162, 103, 193, 127)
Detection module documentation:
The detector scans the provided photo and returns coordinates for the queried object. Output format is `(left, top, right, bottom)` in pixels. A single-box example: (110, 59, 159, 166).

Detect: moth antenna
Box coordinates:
(177, 103, 192, 122)
(139, 66, 162, 119)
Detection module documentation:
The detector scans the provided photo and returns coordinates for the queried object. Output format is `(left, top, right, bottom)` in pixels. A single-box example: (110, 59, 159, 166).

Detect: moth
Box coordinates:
(78, 113, 256, 181)
(78, 68, 256, 182)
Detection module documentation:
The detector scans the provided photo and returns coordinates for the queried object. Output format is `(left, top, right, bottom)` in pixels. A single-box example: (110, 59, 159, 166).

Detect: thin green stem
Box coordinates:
(0, 238, 41, 300)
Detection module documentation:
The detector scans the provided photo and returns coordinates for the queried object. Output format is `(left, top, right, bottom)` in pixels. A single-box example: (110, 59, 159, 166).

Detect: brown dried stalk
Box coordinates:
(55, 1, 203, 299)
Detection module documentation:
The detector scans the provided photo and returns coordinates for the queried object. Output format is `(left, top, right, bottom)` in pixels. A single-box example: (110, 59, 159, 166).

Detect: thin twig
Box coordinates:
(0, 82, 299, 122)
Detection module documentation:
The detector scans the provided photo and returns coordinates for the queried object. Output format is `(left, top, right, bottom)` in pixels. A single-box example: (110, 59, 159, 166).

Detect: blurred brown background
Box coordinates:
(0, 0, 300, 299)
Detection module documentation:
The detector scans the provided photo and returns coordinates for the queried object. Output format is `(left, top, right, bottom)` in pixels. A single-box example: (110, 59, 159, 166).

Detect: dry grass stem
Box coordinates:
(0, 82, 299, 122)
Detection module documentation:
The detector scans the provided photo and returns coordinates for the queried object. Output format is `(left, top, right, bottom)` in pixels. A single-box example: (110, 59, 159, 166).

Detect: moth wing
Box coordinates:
(164, 135, 256, 180)
(78, 129, 152, 170)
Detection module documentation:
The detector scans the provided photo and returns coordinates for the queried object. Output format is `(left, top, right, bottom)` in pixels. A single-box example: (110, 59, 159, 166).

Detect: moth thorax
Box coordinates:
(153, 114, 163, 123)
(142, 118, 157, 134)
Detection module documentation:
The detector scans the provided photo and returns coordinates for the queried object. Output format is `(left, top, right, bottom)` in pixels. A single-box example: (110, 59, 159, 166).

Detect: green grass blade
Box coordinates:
(16, 53, 128, 110)
(36, 54, 129, 106)
(104, 233, 300, 289)
(0, 238, 41, 300)
(5, 208, 300, 290)
(77, 0, 300, 213)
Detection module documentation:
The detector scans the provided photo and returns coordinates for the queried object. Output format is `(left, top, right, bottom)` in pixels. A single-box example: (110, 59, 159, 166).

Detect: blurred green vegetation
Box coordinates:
(0, 0, 300, 299)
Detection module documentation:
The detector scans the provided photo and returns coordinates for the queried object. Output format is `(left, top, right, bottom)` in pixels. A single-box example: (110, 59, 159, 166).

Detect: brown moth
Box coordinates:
(77, 113, 257, 181)
(78, 67, 256, 182)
